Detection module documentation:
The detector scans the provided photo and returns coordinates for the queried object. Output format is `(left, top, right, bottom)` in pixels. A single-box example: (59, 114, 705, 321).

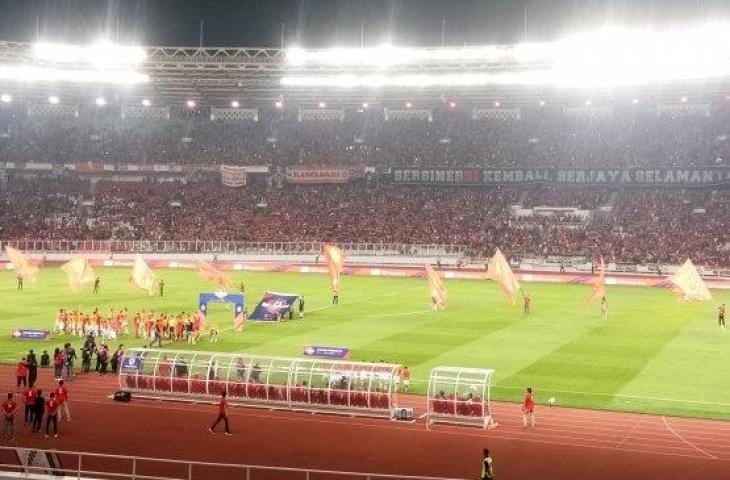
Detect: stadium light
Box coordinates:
(539, 100, 546, 106)
(405, 101, 413, 108)
(318, 101, 326, 108)
(0, 65, 148, 85)
(33, 41, 147, 66)
(285, 44, 511, 68)
(282, 24, 730, 89)
(680, 96, 688, 103)
(274, 100, 283, 109)
(448, 100, 456, 108)
(0, 94, 10, 103)
(494, 101, 501, 107)
(186, 100, 196, 109)
(141, 99, 151, 107)
(95, 97, 106, 106)
(361, 102, 369, 109)
(585, 100, 592, 105)
(231, 100, 240, 108)
(48, 96, 59, 104)
(632, 98, 639, 104)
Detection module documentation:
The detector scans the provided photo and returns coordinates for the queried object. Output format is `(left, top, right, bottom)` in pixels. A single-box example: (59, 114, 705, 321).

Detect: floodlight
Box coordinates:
(361, 102, 369, 109)
(0, 94, 10, 103)
(632, 98, 639, 104)
(494, 101, 501, 107)
(0, 65, 148, 85)
(318, 101, 326, 108)
(585, 100, 592, 105)
(95, 97, 106, 106)
(680, 96, 688, 103)
(48, 96, 59, 104)
(231, 100, 240, 108)
(141, 99, 151, 107)
(186, 100, 196, 108)
(405, 101, 412, 108)
(33, 41, 147, 66)
(448, 101, 456, 108)
(539, 100, 546, 106)
(274, 100, 283, 109)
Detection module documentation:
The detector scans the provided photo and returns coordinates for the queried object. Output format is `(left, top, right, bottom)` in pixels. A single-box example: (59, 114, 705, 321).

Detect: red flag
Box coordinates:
(129, 255, 157, 296)
(425, 265, 448, 309)
(585, 256, 606, 305)
(322, 244, 344, 293)
(5, 246, 40, 283)
(487, 248, 521, 304)
(196, 261, 232, 288)
(60, 257, 96, 293)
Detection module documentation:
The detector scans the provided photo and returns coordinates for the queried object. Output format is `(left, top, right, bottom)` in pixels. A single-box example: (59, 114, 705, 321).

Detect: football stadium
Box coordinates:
(1, 1, 730, 479)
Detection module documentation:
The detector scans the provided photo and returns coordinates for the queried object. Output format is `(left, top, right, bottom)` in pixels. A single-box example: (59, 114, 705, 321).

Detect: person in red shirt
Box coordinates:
(2, 393, 17, 441)
(54, 380, 71, 422)
(45, 392, 59, 438)
(209, 391, 231, 435)
(22, 386, 36, 425)
(522, 387, 535, 429)
(16, 358, 28, 389)
(401, 366, 412, 393)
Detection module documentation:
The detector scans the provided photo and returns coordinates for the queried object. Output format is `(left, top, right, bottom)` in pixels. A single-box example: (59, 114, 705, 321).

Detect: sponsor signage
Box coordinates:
(285, 167, 350, 184)
(391, 168, 730, 186)
(11, 329, 50, 340)
(303, 345, 351, 359)
(122, 355, 143, 370)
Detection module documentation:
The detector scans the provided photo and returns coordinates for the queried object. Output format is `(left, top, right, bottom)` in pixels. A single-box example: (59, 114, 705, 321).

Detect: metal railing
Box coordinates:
(0, 240, 466, 257)
(0, 446, 469, 480)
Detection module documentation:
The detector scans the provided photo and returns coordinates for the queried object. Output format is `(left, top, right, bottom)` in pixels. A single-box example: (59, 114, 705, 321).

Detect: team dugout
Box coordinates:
(119, 348, 401, 418)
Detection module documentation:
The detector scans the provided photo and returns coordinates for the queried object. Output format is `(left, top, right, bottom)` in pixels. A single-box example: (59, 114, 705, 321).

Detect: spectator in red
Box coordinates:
(208, 391, 231, 435)
(2, 393, 17, 441)
(44, 392, 59, 438)
(22, 385, 36, 426)
(15, 357, 28, 390)
(54, 380, 71, 422)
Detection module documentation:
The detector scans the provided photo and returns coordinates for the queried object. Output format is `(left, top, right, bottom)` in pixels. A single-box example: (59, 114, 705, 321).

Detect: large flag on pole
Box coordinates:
(585, 256, 606, 305)
(322, 244, 344, 293)
(60, 257, 96, 293)
(487, 248, 521, 304)
(129, 255, 157, 296)
(195, 260, 231, 288)
(669, 259, 712, 301)
(4, 246, 40, 283)
(425, 265, 448, 310)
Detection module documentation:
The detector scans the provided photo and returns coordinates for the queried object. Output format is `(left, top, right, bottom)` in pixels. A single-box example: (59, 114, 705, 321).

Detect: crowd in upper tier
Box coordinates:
(1, 177, 728, 267)
(1, 106, 729, 168)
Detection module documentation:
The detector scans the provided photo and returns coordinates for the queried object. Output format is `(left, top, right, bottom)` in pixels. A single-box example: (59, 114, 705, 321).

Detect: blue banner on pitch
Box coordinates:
(249, 291, 299, 321)
(11, 329, 50, 340)
(303, 345, 351, 359)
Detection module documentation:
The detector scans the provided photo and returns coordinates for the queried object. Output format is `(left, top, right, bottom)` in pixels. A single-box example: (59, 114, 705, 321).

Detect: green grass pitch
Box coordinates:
(1, 267, 728, 420)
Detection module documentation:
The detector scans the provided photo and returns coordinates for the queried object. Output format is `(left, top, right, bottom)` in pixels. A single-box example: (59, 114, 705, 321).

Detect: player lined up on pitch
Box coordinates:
(53, 307, 224, 345)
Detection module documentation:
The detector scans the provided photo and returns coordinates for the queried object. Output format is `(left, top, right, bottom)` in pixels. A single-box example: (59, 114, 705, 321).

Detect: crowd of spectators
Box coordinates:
(1, 176, 728, 267)
(1, 107, 729, 168)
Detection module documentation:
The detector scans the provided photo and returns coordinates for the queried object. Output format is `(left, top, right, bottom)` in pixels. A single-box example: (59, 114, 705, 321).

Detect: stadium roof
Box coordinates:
(1, 40, 730, 108)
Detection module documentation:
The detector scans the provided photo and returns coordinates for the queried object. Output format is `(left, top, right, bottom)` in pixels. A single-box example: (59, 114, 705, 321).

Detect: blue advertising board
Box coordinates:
(250, 291, 299, 321)
(121, 355, 143, 370)
(11, 329, 50, 340)
(302, 345, 351, 360)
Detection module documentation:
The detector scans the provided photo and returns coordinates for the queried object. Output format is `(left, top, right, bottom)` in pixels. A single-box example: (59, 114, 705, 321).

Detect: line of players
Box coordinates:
(54, 308, 217, 344)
